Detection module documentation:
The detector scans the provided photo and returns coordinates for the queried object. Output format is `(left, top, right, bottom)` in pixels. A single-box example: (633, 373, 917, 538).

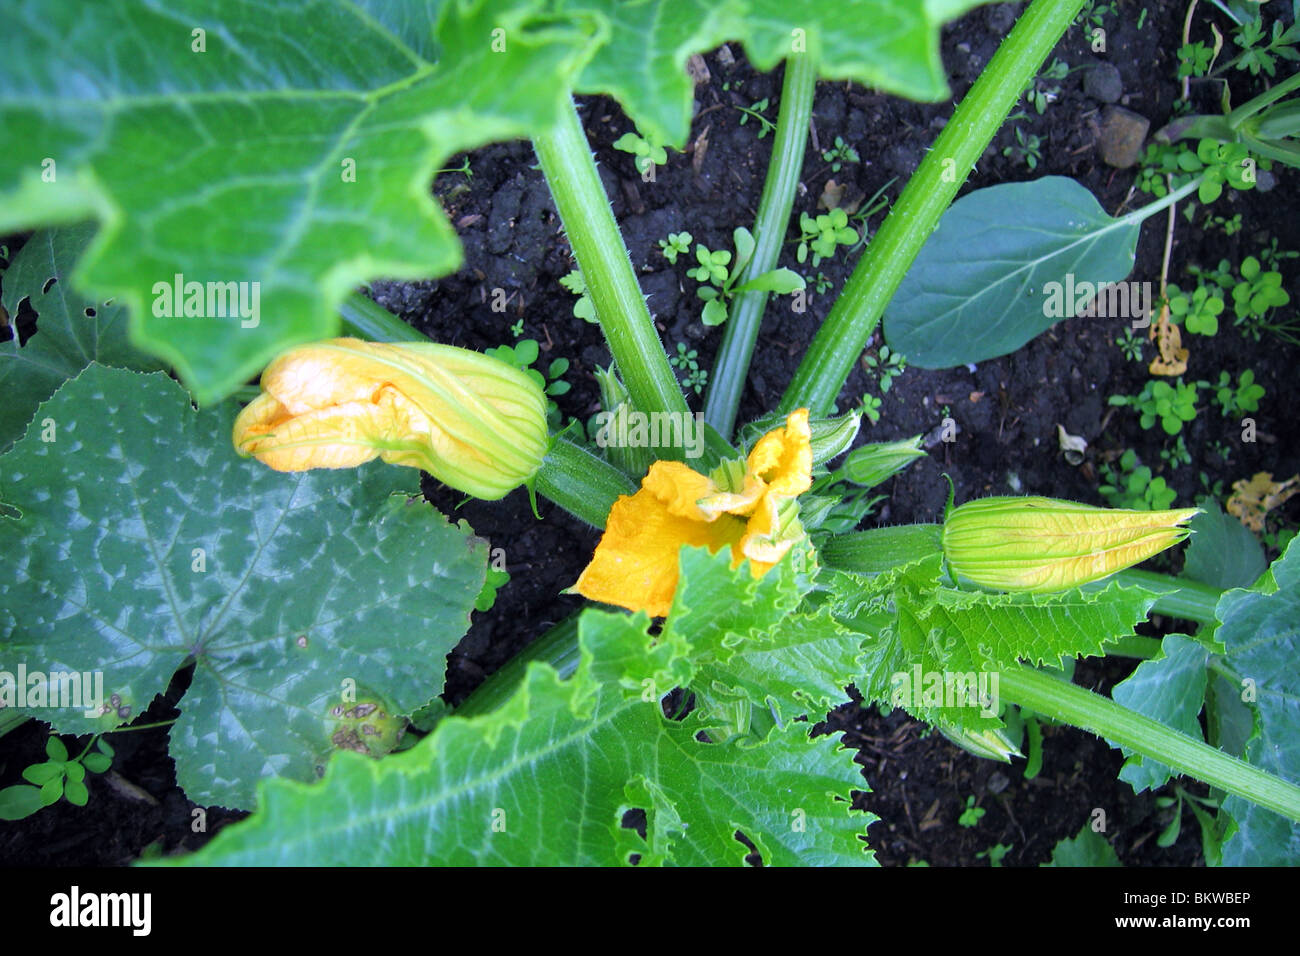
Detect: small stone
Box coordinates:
(1099, 106, 1150, 168)
(1256, 169, 1277, 193)
(686, 53, 709, 87)
(1084, 62, 1123, 104)
(986, 2, 1021, 34)
(987, 772, 1011, 795)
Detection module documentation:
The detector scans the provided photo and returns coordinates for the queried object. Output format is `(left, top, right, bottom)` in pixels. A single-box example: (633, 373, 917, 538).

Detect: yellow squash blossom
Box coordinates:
(232, 338, 547, 500)
(942, 496, 1200, 592)
(573, 409, 813, 617)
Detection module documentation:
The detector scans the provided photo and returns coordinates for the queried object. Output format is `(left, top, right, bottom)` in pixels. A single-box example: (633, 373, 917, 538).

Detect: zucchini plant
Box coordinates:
(2, 0, 1298, 866)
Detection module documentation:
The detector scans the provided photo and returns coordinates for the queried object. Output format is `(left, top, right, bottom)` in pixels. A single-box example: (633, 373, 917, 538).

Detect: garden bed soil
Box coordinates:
(2, 0, 1296, 866)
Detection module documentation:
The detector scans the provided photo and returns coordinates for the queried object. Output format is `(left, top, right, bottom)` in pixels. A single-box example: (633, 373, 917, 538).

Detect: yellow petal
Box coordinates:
(641, 460, 720, 521)
(746, 407, 812, 499)
(572, 485, 746, 617)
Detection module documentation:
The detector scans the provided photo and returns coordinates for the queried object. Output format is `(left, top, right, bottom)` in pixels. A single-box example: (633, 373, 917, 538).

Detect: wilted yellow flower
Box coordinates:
(232, 338, 547, 500)
(942, 496, 1200, 593)
(572, 409, 812, 617)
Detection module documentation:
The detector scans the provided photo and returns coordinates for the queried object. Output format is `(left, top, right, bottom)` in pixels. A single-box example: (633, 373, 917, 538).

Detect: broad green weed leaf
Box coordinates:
(1111, 635, 1210, 793)
(0, 223, 166, 451)
(0, 0, 598, 403)
(0, 366, 485, 808)
(885, 177, 1144, 368)
(1042, 825, 1122, 867)
(166, 606, 875, 865)
(1183, 498, 1267, 590)
(1215, 539, 1300, 865)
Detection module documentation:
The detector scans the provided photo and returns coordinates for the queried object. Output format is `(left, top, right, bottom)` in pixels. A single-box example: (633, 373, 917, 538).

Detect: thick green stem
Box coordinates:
(780, 0, 1088, 416)
(454, 614, 582, 718)
(535, 437, 634, 528)
(704, 53, 817, 438)
(1000, 666, 1300, 823)
(534, 99, 689, 435)
(340, 291, 427, 343)
(1109, 568, 1222, 625)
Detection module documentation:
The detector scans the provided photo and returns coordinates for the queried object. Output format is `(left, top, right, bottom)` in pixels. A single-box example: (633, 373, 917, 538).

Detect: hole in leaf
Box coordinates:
(84, 307, 96, 318)
(734, 830, 763, 867)
(661, 688, 695, 721)
(41, 276, 57, 295)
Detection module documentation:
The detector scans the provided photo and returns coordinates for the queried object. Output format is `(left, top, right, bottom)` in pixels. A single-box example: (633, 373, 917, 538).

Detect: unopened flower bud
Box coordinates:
(942, 496, 1200, 593)
(233, 338, 547, 500)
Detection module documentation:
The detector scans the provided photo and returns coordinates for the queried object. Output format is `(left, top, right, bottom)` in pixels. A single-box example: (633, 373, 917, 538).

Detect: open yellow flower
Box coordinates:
(573, 409, 812, 617)
(232, 337, 547, 500)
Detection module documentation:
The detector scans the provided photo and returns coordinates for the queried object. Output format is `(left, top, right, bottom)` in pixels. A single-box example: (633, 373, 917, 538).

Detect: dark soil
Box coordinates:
(3, 0, 1296, 866)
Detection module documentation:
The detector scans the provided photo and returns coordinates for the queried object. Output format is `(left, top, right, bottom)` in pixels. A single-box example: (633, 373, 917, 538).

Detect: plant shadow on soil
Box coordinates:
(3, 1, 1297, 865)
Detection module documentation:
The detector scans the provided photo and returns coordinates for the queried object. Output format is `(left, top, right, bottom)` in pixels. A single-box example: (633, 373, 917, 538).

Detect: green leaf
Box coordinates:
(560, 0, 984, 148)
(0, 784, 48, 821)
(736, 268, 806, 295)
(885, 178, 1142, 368)
(164, 603, 874, 866)
(22, 762, 64, 786)
(0, 224, 166, 451)
(701, 298, 729, 326)
(836, 557, 1159, 730)
(63, 777, 89, 807)
(0, 366, 486, 808)
(1111, 635, 1210, 792)
(1183, 498, 1266, 590)
(1042, 825, 1122, 866)
(45, 736, 68, 762)
(664, 548, 866, 727)
(1215, 539, 1300, 865)
(83, 752, 112, 774)
(0, 0, 599, 403)
(740, 0, 990, 102)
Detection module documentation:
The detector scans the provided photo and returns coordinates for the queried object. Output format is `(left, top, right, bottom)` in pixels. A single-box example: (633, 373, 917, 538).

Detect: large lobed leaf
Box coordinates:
(0, 0, 599, 403)
(167, 594, 875, 866)
(832, 556, 1160, 730)
(2, 0, 990, 402)
(0, 223, 166, 451)
(0, 366, 485, 808)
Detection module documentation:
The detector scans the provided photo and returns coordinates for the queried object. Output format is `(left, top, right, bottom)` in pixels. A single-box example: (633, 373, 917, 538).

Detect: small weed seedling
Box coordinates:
(1228, 15, 1300, 78)
(612, 129, 668, 176)
(1115, 327, 1144, 362)
(1210, 369, 1265, 417)
(1231, 255, 1293, 341)
(1203, 212, 1242, 235)
(797, 208, 859, 267)
(958, 795, 986, 828)
(485, 338, 572, 429)
(821, 135, 860, 172)
(687, 229, 804, 326)
(862, 345, 906, 393)
(1166, 281, 1225, 336)
(1160, 436, 1192, 471)
(558, 269, 597, 323)
(977, 843, 1014, 867)
(0, 735, 115, 820)
(1099, 449, 1177, 511)
(736, 98, 775, 138)
(657, 231, 692, 265)
(669, 342, 708, 395)
(1003, 127, 1044, 169)
(1023, 56, 1069, 114)
(1109, 378, 1201, 435)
